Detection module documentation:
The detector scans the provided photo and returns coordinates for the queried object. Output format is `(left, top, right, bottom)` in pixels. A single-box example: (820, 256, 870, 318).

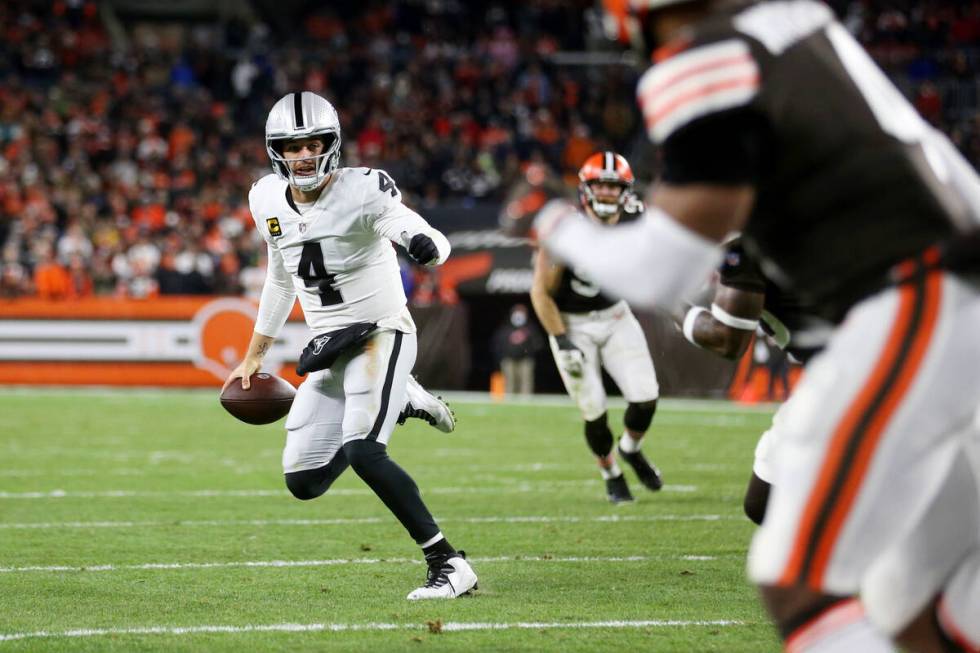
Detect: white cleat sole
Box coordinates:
(429, 397, 456, 434)
(405, 376, 456, 433)
(406, 557, 478, 600)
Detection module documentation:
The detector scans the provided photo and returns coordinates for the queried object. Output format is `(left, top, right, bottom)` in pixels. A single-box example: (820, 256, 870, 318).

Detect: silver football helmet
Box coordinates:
(265, 91, 342, 191)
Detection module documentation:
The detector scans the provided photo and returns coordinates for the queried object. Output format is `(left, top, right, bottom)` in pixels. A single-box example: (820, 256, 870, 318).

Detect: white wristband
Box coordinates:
(710, 303, 759, 331)
(683, 306, 709, 345)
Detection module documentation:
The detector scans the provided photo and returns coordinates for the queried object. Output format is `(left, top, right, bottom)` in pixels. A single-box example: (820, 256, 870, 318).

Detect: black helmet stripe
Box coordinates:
(604, 151, 614, 172)
(293, 92, 305, 129)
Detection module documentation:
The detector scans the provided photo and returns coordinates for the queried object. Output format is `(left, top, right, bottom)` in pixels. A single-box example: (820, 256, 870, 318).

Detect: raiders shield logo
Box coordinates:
(311, 334, 330, 354)
(266, 217, 283, 238)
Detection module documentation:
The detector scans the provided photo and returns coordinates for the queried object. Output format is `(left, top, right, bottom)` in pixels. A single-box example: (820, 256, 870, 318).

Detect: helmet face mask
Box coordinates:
(581, 180, 630, 223)
(578, 151, 636, 224)
(265, 92, 342, 191)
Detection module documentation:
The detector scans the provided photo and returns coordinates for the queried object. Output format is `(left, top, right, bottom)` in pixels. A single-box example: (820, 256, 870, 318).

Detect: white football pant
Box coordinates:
(748, 273, 980, 637)
(549, 301, 659, 421)
(282, 329, 416, 473)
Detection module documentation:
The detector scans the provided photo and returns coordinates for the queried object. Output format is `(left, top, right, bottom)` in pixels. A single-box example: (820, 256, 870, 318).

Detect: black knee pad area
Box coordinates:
(743, 473, 771, 526)
(624, 400, 657, 433)
(285, 469, 328, 501)
(584, 414, 614, 457)
(342, 438, 387, 471)
(284, 451, 350, 500)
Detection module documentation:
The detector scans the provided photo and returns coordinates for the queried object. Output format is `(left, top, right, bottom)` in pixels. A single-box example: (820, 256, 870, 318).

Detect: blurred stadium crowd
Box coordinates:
(0, 0, 977, 300)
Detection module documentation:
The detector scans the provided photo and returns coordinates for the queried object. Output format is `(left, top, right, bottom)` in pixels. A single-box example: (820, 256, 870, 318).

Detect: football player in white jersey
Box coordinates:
(223, 91, 477, 600)
(530, 152, 663, 504)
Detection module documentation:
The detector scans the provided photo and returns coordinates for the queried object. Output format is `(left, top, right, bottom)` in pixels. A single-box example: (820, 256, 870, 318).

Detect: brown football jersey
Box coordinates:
(638, 0, 970, 321)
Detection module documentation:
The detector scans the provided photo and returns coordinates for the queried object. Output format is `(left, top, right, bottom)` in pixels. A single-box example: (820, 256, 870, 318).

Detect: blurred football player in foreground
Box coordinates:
(681, 235, 828, 525)
(523, 0, 980, 650)
(224, 91, 477, 600)
(530, 152, 663, 504)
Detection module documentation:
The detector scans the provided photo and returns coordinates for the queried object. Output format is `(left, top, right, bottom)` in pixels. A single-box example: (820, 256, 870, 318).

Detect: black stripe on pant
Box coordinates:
(367, 331, 403, 441)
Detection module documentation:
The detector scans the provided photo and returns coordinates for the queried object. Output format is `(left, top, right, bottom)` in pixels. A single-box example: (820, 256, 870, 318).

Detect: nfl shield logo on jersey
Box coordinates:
(299, 222, 308, 235)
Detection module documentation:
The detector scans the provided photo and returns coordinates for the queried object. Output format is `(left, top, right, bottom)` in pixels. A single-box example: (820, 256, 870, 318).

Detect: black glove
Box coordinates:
(553, 334, 584, 379)
(554, 334, 579, 351)
(296, 322, 377, 376)
(408, 234, 439, 265)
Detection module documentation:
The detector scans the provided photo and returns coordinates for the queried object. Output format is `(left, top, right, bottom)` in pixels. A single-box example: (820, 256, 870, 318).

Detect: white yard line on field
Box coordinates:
(440, 392, 777, 414)
(0, 482, 698, 500)
(0, 463, 733, 477)
(0, 513, 740, 530)
(0, 468, 146, 477)
(0, 553, 728, 574)
(0, 619, 747, 643)
(0, 385, 778, 413)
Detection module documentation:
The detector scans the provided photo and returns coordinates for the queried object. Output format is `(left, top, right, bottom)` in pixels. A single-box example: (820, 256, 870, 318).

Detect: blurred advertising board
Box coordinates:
(0, 297, 310, 387)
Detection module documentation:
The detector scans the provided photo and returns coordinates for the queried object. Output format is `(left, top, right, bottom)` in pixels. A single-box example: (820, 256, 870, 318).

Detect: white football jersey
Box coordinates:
(248, 167, 450, 336)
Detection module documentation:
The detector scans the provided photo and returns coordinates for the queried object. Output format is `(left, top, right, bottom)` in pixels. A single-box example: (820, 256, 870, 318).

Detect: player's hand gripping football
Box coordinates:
(554, 334, 585, 379)
(223, 356, 262, 391)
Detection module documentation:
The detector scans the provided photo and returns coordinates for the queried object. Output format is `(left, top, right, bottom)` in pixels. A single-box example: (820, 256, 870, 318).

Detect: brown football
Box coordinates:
(219, 373, 296, 425)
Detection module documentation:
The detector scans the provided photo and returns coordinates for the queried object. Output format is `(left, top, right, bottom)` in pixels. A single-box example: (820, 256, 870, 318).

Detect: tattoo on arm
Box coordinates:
(256, 341, 270, 357)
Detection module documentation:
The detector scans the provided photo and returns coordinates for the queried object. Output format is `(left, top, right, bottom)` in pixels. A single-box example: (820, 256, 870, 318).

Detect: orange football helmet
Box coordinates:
(578, 151, 635, 223)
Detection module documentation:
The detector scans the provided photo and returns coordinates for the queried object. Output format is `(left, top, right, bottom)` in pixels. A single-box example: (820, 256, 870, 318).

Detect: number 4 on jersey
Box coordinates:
(298, 243, 343, 306)
(378, 170, 398, 198)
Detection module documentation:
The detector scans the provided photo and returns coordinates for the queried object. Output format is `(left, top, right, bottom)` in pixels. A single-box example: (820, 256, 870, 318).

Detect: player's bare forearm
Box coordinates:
(246, 331, 277, 362)
(684, 286, 763, 359)
(530, 287, 566, 336)
(530, 249, 567, 336)
(652, 183, 754, 241)
(691, 313, 751, 359)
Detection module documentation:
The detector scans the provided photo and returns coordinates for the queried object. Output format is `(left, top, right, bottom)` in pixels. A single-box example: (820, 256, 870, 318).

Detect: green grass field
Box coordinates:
(0, 388, 781, 651)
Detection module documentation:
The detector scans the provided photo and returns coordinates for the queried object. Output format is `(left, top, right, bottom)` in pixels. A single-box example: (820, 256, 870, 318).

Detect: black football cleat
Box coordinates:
(605, 474, 635, 504)
(618, 447, 663, 491)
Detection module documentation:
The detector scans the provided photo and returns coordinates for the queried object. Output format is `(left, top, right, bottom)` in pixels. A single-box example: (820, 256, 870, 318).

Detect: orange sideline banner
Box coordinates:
(0, 297, 310, 387)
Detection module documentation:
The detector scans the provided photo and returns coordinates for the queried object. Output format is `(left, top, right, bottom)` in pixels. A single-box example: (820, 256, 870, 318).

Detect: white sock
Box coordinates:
(598, 461, 622, 480)
(786, 599, 894, 653)
(418, 532, 444, 549)
(619, 432, 641, 454)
